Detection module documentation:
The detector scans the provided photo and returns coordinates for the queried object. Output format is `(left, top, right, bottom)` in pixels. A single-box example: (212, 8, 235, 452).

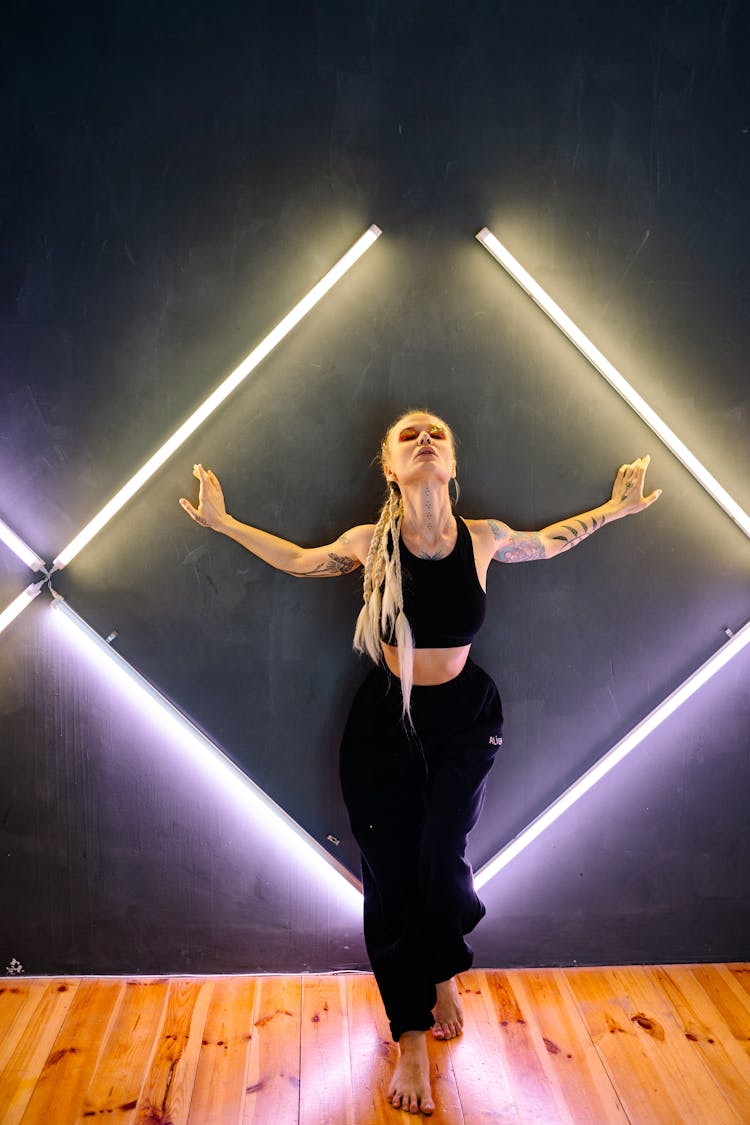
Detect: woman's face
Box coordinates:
(382, 412, 456, 489)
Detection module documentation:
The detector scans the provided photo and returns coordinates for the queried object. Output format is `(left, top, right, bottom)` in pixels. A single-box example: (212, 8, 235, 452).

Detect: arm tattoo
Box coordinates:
(488, 520, 546, 563)
(549, 514, 606, 554)
(285, 552, 360, 578)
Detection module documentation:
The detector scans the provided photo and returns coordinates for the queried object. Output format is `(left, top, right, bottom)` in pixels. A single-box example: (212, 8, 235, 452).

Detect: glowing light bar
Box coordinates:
(476, 227, 750, 538)
(0, 517, 46, 571)
(50, 597, 363, 905)
(0, 581, 45, 636)
(53, 225, 383, 570)
(474, 619, 750, 890)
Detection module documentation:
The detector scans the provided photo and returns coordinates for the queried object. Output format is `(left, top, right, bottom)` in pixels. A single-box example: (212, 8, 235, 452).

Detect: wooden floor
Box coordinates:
(1, 965, 750, 1123)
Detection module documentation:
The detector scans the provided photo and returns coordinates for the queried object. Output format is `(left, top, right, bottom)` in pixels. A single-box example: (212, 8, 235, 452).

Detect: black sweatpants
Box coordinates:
(339, 658, 503, 1042)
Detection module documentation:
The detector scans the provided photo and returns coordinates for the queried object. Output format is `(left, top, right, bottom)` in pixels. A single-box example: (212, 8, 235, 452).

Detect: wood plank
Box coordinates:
(564, 967, 688, 1124)
(610, 966, 744, 1124)
(344, 973, 397, 1124)
(649, 965, 750, 1122)
(188, 976, 257, 1125)
(18, 979, 124, 1124)
(728, 965, 750, 1002)
(0, 981, 49, 1075)
(689, 966, 750, 1059)
(242, 975, 302, 1124)
(481, 969, 574, 1123)
(0, 983, 39, 1046)
(77, 977, 170, 1123)
(0, 980, 80, 1125)
(136, 977, 213, 1125)
(509, 968, 627, 1124)
(299, 974, 354, 1125)
(426, 1034, 465, 1125)
(448, 970, 521, 1125)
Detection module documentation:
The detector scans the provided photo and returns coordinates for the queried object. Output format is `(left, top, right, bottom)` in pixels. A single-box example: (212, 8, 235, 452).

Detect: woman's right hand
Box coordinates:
(179, 464, 228, 530)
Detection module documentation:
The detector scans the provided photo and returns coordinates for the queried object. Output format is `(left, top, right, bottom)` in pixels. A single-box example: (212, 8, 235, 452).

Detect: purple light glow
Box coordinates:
(474, 619, 750, 889)
(50, 598, 363, 915)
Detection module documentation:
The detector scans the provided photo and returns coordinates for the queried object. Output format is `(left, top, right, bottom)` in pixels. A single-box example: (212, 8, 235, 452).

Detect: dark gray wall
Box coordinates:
(1, 0, 748, 974)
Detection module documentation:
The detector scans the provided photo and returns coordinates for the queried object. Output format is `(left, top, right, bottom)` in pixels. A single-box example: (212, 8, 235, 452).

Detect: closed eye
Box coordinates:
(397, 424, 448, 442)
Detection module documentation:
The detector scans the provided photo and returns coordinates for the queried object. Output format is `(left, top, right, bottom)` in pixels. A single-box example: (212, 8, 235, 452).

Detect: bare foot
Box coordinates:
(431, 978, 463, 1040)
(388, 1030, 434, 1115)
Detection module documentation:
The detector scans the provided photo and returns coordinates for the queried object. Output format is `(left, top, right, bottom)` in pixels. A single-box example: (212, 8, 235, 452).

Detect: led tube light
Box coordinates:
(0, 581, 45, 636)
(53, 225, 383, 570)
(474, 619, 750, 890)
(0, 517, 46, 572)
(50, 597, 363, 904)
(476, 227, 750, 538)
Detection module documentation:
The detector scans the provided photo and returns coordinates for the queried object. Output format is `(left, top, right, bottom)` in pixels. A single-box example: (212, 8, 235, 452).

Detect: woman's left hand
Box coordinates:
(610, 455, 662, 515)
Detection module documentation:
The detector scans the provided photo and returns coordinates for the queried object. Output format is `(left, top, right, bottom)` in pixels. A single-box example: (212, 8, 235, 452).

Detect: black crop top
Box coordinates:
(383, 517, 487, 648)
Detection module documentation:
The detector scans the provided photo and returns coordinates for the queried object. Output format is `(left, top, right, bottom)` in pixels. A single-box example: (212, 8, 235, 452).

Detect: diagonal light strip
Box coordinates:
(0, 581, 45, 636)
(3, 228, 382, 900)
(474, 620, 750, 890)
(52, 224, 382, 571)
(476, 227, 750, 538)
(50, 596, 364, 903)
(0, 519, 47, 636)
(0, 517, 47, 572)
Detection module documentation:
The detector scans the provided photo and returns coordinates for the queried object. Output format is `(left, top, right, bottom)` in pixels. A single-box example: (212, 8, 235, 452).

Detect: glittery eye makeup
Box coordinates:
(397, 424, 447, 442)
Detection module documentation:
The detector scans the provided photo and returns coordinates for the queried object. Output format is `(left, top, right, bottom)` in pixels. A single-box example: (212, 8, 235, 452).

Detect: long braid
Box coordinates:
(354, 408, 456, 722)
(353, 491, 392, 663)
(353, 485, 415, 722)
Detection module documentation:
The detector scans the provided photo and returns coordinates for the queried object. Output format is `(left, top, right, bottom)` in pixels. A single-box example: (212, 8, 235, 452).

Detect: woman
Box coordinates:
(180, 410, 661, 1116)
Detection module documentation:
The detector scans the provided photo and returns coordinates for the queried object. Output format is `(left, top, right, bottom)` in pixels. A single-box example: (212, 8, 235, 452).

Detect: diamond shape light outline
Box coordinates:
(1, 224, 748, 907)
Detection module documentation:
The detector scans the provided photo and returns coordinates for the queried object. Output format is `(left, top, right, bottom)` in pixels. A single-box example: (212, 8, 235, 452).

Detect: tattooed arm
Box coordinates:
(179, 463, 371, 577)
(485, 456, 662, 564)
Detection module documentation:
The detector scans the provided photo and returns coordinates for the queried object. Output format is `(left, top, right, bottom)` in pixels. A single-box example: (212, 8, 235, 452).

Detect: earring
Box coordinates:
(449, 476, 460, 505)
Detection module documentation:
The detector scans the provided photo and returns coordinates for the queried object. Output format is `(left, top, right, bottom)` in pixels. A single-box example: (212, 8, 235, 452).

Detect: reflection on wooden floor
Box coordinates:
(1, 965, 750, 1123)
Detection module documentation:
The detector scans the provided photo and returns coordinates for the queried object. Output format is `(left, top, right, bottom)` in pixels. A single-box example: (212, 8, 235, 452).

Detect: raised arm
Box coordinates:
(482, 456, 662, 564)
(179, 464, 373, 577)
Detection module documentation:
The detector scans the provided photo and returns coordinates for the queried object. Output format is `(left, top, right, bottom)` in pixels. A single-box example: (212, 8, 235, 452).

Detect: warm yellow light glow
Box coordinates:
(53, 225, 382, 570)
(0, 518, 46, 572)
(0, 582, 44, 636)
(474, 619, 750, 889)
(476, 227, 750, 538)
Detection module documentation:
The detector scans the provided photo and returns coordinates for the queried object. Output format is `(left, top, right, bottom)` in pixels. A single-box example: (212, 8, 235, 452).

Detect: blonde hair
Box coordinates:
(353, 411, 456, 723)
